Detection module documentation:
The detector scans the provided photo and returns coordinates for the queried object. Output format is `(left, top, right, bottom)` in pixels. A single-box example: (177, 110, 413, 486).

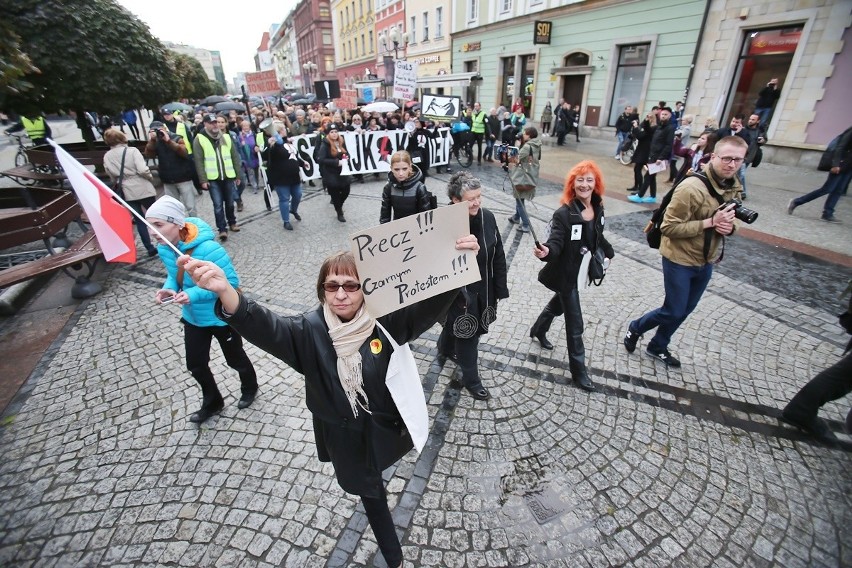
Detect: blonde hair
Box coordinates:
(390, 150, 412, 167)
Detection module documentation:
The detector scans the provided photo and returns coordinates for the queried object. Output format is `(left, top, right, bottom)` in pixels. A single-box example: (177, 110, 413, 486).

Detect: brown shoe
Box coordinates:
(229, 224, 241, 232)
(218, 231, 228, 241)
(236, 200, 244, 212)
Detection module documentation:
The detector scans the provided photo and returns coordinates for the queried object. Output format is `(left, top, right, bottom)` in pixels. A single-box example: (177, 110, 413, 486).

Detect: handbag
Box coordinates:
(587, 248, 607, 286)
(374, 321, 428, 454)
(514, 184, 535, 192)
(112, 147, 128, 199)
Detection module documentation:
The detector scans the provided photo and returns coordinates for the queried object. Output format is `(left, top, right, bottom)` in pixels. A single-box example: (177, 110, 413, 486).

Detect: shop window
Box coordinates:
(499, 56, 516, 111)
(520, 54, 535, 116)
(723, 26, 802, 125)
(607, 44, 649, 126)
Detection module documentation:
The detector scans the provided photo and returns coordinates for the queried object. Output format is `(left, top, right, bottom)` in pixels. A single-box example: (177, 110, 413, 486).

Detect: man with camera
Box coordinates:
(623, 136, 749, 367)
(144, 121, 198, 217)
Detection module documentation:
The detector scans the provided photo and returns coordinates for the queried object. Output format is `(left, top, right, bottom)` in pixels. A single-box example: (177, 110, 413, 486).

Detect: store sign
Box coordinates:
(534, 21, 552, 45)
(462, 42, 481, 52)
(414, 55, 441, 64)
(748, 29, 801, 55)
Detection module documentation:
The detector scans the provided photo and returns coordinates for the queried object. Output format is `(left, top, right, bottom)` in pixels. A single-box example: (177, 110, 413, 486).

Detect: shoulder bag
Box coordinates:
(112, 147, 128, 199)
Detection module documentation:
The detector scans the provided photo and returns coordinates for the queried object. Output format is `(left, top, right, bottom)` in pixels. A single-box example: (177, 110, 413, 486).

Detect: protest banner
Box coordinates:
(245, 70, 279, 96)
(421, 94, 462, 122)
(393, 60, 418, 100)
(349, 202, 481, 318)
(289, 128, 451, 181)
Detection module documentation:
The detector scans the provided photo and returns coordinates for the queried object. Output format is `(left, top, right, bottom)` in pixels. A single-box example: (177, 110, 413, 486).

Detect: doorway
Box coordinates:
(561, 76, 585, 108)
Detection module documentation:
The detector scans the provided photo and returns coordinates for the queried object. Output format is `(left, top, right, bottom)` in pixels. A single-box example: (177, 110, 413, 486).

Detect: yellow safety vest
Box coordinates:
(175, 121, 193, 154)
(196, 134, 237, 181)
(21, 117, 47, 139)
(471, 111, 486, 134)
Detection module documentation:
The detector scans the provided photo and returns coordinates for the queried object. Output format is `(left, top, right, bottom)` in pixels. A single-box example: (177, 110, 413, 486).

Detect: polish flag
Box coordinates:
(49, 141, 137, 263)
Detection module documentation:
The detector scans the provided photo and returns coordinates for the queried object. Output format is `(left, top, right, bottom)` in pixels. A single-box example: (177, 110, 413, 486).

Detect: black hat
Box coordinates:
(328, 123, 339, 131)
(149, 121, 165, 130)
(202, 114, 217, 123)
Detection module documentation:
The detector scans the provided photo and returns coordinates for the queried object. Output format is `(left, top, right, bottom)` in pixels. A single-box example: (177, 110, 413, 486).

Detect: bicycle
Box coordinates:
(619, 137, 637, 166)
(454, 130, 474, 168)
(8, 132, 30, 167)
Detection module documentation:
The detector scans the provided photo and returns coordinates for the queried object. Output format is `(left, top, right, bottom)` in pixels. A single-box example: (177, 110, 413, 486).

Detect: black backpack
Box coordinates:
(644, 173, 719, 250)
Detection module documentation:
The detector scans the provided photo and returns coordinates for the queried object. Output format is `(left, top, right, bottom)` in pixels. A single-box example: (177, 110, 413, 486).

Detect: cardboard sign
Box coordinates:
(393, 60, 418, 100)
(421, 94, 461, 123)
(245, 70, 279, 96)
(349, 202, 481, 318)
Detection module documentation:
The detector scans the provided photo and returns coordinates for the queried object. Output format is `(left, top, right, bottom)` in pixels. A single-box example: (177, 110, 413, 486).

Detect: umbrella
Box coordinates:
(161, 101, 194, 113)
(201, 95, 229, 105)
(362, 101, 399, 113)
(291, 98, 311, 105)
(214, 101, 248, 112)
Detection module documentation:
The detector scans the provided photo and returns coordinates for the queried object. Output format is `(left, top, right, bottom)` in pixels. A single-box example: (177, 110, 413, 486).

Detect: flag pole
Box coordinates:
(47, 139, 184, 258)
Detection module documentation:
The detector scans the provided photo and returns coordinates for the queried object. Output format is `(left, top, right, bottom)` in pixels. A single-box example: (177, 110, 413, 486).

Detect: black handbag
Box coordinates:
(588, 248, 607, 286)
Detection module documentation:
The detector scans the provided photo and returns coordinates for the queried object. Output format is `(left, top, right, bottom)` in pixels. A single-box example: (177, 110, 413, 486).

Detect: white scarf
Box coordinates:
(323, 302, 376, 417)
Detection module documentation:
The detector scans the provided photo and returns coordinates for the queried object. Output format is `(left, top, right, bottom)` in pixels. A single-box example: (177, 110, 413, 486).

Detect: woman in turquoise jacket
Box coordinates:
(146, 196, 258, 423)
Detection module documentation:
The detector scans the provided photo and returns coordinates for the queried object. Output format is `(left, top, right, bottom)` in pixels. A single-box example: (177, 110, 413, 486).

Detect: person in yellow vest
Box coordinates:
(470, 102, 487, 164)
(192, 114, 243, 242)
(161, 107, 194, 155)
(7, 113, 52, 145)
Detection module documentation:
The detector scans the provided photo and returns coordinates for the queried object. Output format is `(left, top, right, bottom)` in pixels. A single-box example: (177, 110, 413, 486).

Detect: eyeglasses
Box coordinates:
(716, 156, 745, 165)
(322, 281, 361, 293)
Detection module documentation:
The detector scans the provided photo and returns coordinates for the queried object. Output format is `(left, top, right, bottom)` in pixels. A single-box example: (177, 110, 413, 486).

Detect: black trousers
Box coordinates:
(437, 324, 483, 389)
(183, 321, 258, 407)
(327, 184, 350, 212)
(531, 291, 588, 380)
(473, 132, 484, 161)
(783, 350, 852, 422)
(632, 163, 644, 191)
(637, 171, 658, 198)
(362, 487, 402, 567)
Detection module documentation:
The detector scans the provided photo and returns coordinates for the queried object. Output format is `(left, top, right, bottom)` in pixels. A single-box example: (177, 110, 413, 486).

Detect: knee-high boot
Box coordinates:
(562, 290, 595, 391)
(530, 294, 562, 350)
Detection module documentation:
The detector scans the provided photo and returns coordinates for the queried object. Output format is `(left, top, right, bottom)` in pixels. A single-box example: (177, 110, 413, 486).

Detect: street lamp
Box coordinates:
(378, 27, 409, 59)
(303, 61, 318, 93)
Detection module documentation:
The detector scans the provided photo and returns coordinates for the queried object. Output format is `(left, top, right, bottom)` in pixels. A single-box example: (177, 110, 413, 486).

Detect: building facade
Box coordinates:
(405, 0, 453, 97)
(270, 14, 303, 92)
(332, 0, 377, 107)
(293, 0, 335, 93)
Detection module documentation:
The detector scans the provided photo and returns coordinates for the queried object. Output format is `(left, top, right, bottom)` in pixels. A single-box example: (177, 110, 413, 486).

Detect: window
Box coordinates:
(608, 45, 649, 125)
(500, 0, 512, 13)
(436, 7, 443, 38)
(323, 31, 332, 45)
(319, 2, 330, 17)
(361, 34, 365, 57)
(325, 55, 335, 72)
(410, 16, 416, 43)
(468, 0, 478, 22)
(349, 40, 353, 60)
(423, 11, 429, 41)
(369, 30, 374, 53)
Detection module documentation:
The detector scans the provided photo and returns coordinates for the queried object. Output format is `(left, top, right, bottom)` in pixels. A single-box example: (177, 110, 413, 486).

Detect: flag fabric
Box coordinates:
(49, 141, 137, 263)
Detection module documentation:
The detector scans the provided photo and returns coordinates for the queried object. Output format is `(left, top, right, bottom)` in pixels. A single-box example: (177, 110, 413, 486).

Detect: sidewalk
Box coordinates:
(0, 120, 849, 567)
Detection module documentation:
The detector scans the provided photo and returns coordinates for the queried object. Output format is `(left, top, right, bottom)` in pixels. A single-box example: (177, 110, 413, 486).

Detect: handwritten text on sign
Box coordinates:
(393, 60, 418, 100)
(349, 202, 481, 318)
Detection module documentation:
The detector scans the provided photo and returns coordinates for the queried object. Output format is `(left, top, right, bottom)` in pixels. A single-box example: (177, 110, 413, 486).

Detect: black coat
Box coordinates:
(649, 119, 676, 162)
(406, 127, 435, 172)
(538, 194, 614, 294)
(317, 138, 350, 189)
(380, 166, 431, 223)
(262, 139, 303, 186)
(631, 121, 656, 164)
(446, 208, 509, 336)
(216, 290, 458, 496)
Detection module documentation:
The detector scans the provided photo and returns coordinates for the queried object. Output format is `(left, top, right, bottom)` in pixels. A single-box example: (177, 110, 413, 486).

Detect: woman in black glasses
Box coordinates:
(179, 242, 478, 568)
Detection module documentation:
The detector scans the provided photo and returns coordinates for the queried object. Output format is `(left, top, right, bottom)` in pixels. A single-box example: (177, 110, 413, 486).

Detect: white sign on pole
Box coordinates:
(349, 202, 481, 318)
(393, 60, 418, 100)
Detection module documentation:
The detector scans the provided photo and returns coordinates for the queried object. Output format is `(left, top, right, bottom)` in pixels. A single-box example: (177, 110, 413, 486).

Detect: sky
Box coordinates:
(117, 0, 296, 81)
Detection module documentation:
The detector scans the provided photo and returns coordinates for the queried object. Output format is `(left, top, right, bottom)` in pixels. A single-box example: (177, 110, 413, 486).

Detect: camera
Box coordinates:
(155, 129, 165, 139)
(720, 199, 758, 224)
(495, 143, 519, 172)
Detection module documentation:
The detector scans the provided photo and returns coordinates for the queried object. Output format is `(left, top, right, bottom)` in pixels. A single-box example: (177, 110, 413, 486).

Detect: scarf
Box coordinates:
(323, 302, 376, 418)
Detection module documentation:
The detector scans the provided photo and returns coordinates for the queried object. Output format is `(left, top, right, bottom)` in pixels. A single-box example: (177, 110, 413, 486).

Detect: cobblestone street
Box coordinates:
(0, 135, 850, 567)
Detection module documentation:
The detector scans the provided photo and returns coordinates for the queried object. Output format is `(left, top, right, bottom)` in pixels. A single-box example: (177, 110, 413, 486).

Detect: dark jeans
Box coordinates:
(437, 324, 483, 389)
(532, 291, 587, 380)
(637, 171, 658, 198)
(207, 179, 238, 232)
(473, 131, 484, 161)
(514, 198, 531, 229)
(483, 137, 495, 160)
(362, 488, 402, 567)
(783, 350, 852, 423)
(127, 123, 140, 139)
(274, 183, 302, 223)
(631, 257, 713, 352)
(126, 196, 156, 251)
(183, 321, 257, 407)
(327, 184, 350, 212)
(791, 170, 852, 218)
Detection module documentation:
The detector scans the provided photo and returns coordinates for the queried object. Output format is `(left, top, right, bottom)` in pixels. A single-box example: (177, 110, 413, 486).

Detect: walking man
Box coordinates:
(623, 136, 747, 366)
(193, 114, 243, 241)
(788, 124, 852, 223)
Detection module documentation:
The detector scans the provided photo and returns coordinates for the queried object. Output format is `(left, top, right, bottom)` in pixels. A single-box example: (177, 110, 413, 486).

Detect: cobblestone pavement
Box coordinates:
(0, 137, 851, 567)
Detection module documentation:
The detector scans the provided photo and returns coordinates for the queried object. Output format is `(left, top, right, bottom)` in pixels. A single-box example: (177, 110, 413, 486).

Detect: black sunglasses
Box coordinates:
(322, 282, 361, 293)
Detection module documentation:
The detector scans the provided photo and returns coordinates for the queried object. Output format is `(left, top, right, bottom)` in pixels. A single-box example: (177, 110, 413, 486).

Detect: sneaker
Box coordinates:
(236, 200, 244, 212)
(218, 231, 228, 241)
(292, 211, 302, 221)
(623, 326, 640, 353)
(627, 194, 643, 203)
(508, 216, 519, 224)
(821, 215, 841, 223)
(641, 196, 657, 203)
(614, 155, 621, 160)
(646, 348, 681, 367)
(284, 222, 293, 230)
(787, 199, 797, 215)
(229, 224, 241, 232)
(519, 225, 531, 233)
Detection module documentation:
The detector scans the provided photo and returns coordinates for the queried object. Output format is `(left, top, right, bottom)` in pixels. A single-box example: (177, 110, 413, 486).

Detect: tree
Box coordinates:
(169, 52, 212, 101)
(3, 0, 180, 144)
(0, 20, 39, 96)
(207, 81, 226, 97)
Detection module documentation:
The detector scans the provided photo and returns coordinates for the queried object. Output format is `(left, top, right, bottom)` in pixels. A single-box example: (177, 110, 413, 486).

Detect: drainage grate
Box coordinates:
(0, 250, 50, 271)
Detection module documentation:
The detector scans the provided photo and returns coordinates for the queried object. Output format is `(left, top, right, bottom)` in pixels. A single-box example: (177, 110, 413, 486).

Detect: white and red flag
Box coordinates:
(49, 140, 137, 263)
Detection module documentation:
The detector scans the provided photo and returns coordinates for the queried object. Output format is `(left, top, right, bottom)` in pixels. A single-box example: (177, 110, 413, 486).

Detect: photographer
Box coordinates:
(623, 136, 748, 367)
(507, 126, 541, 234)
(145, 120, 198, 217)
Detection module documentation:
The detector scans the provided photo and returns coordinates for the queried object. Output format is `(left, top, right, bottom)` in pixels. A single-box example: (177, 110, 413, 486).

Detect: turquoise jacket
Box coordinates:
(157, 217, 239, 327)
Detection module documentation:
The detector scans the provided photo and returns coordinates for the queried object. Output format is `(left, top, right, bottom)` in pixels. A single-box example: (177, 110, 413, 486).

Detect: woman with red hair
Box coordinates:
(531, 160, 615, 391)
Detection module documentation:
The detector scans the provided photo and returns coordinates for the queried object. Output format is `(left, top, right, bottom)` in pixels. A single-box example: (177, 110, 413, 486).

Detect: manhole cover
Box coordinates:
(522, 485, 566, 524)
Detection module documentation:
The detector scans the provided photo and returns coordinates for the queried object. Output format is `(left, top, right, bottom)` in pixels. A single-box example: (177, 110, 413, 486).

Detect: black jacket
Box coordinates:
(146, 135, 195, 183)
(446, 208, 509, 337)
(316, 137, 350, 189)
(216, 290, 457, 496)
(380, 166, 431, 223)
(538, 194, 615, 294)
(631, 121, 656, 164)
(262, 139, 303, 186)
(485, 115, 501, 139)
(615, 112, 636, 133)
(649, 119, 676, 162)
(755, 85, 781, 108)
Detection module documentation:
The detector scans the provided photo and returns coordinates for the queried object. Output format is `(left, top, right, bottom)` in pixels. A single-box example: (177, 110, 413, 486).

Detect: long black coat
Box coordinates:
(316, 138, 351, 189)
(538, 193, 615, 294)
(446, 208, 509, 336)
(631, 121, 656, 165)
(216, 290, 457, 497)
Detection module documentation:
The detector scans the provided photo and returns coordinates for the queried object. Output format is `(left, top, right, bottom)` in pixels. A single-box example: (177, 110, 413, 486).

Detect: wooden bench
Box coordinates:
(0, 229, 102, 292)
